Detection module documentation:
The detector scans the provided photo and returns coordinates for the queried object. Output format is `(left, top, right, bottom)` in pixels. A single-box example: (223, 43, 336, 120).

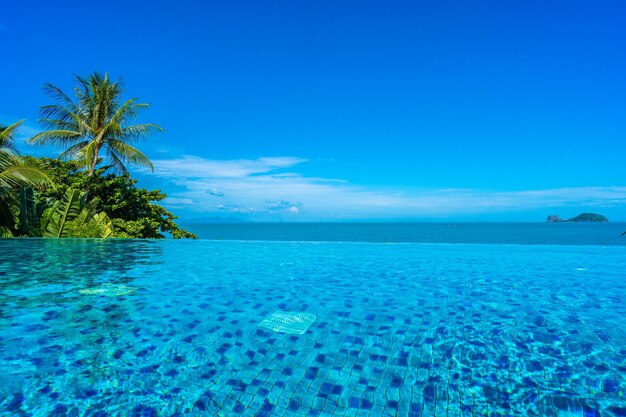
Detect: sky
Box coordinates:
(1, 0, 625, 221)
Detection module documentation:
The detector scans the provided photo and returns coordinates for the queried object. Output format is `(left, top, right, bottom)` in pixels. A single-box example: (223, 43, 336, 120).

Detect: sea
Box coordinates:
(182, 222, 626, 245)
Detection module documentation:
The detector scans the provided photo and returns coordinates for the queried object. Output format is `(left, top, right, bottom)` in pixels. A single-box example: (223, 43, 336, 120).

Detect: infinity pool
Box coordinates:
(1, 239, 625, 416)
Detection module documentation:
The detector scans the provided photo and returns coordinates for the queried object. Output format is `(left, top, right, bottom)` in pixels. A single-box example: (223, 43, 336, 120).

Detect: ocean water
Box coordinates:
(1, 238, 626, 416)
(182, 222, 626, 246)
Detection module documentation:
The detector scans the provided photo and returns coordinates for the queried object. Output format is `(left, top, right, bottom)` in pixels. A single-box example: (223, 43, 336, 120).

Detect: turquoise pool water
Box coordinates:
(1, 239, 625, 416)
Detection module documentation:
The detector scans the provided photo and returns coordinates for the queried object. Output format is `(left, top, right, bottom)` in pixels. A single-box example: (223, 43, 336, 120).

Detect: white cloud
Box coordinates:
(163, 197, 195, 205)
(207, 187, 224, 197)
(148, 155, 626, 220)
(152, 155, 307, 178)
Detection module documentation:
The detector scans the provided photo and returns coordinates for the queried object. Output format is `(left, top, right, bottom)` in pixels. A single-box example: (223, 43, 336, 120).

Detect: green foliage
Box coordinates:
(29, 72, 163, 175)
(2, 75, 194, 240)
(18, 186, 49, 236)
(28, 157, 196, 239)
(43, 188, 112, 238)
(0, 119, 24, 153)
(0, 196, 15, 235)
(0, 121, 52, 235)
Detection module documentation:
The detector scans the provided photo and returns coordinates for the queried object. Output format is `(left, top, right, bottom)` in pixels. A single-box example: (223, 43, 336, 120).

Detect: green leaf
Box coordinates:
(43, 188, 113, 238)
(0, 120, 25, 153)
(44, 189, 85, 238)
(0, 225, 13, 237)
(18, 186, 45, 236)
(93, 211, 113, 238)
(107, 140, 154, 171)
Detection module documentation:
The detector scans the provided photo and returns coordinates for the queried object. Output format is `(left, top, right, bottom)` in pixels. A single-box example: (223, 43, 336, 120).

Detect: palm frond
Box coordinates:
(29, 130, 82, 147)
(40, 105, 91, 134)
(37, 117, 80, 131)
(58, 141, 90, 160)
(0, 153, 52, 189)
(40, 105, 76, 124)
(0, 120, 25, 153)
(105, 149, 130, 174)
(122, 123, 164, 142)
(0, 166, 51, 187)
(107, 139, 154, 172)
(43, 83, 79, 111)
(112, 99, 142, 121)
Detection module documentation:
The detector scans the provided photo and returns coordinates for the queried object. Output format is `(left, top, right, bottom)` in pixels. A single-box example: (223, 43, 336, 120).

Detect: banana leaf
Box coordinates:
(44, 189, 87, 238)
(43, 189, 112, 238)
(93, 211, 113, 238)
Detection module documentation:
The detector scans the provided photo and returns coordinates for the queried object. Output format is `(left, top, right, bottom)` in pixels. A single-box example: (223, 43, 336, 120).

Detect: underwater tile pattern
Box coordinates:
(259, 312, 317, 335)
(0, 239, 625, 416)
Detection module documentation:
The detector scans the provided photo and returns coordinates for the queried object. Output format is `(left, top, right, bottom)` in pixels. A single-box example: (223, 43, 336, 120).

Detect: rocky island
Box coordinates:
(546, 213, 608, 223)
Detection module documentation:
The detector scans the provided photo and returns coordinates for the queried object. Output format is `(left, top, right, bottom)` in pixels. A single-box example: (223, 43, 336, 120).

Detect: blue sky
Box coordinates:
(1, 0, 625, 221)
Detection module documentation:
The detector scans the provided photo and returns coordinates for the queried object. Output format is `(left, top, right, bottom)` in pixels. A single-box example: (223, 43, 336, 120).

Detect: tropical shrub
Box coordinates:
(25, 157, 196, 239)
(41, 188, 113, 238)
(3, 73, 195, 240)
(18, 186, 49, 236)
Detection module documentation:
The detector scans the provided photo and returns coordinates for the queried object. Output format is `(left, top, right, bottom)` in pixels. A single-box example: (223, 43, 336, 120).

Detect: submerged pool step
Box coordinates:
(79, 283, 137, 296)
(258, 311, 316, 335)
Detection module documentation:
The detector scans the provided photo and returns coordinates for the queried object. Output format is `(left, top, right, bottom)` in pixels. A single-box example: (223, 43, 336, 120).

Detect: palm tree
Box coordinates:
(0, 120, 51, 236)
(29, 72, 163, 176)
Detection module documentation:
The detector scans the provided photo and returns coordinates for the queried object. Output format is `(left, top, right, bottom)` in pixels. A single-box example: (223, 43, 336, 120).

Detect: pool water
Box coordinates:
(1, 239, 625, 416)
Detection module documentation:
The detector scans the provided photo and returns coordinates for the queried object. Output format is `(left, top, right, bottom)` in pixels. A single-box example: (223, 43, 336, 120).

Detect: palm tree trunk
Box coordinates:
(88, 145, 101, 176)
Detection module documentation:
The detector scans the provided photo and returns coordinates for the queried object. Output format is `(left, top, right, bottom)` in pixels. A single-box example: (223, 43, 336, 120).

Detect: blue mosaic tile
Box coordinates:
(0, 240, 625, 416)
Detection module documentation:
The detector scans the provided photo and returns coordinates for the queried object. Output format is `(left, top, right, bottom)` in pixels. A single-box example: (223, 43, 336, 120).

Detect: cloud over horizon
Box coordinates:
(144, 155, 626, 220)
(152, 156, 308, 179)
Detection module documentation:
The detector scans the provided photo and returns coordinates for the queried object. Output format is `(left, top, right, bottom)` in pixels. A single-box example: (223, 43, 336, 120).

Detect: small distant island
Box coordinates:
(547, 213, 608, 223)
